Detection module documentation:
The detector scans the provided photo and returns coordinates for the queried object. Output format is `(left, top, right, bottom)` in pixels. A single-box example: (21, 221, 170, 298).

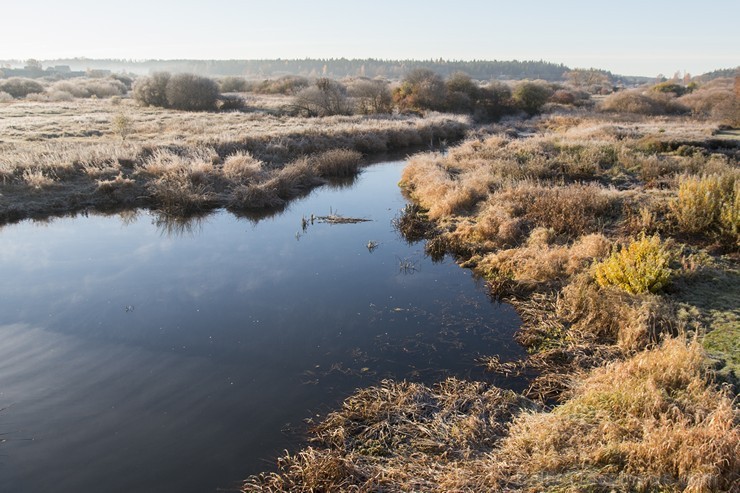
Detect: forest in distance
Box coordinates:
(1, 56, 659, 84)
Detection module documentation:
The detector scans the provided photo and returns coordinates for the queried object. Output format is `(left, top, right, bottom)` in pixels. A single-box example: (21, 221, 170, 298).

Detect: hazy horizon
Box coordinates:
(2, 0, 738, 78)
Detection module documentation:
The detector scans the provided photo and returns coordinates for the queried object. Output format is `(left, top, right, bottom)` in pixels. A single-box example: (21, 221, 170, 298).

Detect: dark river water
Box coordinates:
(0, 160, 524, 493)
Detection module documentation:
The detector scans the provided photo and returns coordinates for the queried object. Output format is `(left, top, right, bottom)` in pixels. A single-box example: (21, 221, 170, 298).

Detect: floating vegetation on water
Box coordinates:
(397, 256, 419, 274)
(297, 209, 372, 238)
(366, 240, 379, 252)
(316, 213, 371, 224)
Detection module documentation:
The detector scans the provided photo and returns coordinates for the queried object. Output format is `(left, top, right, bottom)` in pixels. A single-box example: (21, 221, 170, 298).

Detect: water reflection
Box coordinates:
(0, 161, 524, 493)
(152, 211, 209, 237)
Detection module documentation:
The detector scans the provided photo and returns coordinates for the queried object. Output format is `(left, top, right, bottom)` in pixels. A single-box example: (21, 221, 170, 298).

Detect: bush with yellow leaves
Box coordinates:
(594, 234, 673, 294)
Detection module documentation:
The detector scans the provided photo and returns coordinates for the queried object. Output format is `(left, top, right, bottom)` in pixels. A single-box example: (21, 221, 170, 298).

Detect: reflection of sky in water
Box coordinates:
(0, 161, 524, 493)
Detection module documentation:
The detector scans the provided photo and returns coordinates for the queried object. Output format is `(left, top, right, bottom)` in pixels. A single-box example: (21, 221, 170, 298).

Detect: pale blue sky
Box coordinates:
(2, 0, 738, 76)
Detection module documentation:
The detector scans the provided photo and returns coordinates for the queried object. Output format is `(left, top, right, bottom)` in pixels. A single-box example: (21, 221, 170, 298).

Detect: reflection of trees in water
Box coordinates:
(324, 174, 359, 190)
(152, 212, 209, 237)
(229, 202, 289, 224)
(118, 209, 139, 227)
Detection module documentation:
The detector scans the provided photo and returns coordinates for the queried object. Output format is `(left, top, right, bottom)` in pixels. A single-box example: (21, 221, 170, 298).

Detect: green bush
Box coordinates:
(512, 81, 553, 115)
(594, 234, 673, 294)
(652, 81, 687, 96)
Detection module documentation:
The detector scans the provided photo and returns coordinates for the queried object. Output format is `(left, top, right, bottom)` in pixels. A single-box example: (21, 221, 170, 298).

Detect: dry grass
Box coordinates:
(244, 379, 539, 492)
(245, 113, 737, 492)
(498, 338, 739, 492)
(0, 98, 469, 222)
(245, 340, 738, 492)
(671, 171, 739, 247)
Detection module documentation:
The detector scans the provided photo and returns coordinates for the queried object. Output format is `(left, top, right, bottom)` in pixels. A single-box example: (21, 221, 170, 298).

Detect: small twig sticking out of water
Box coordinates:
(397, 256, 419, 275)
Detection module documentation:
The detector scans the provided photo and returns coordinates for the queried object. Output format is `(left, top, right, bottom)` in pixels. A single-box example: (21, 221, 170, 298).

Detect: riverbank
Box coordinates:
(0, 98, 469, 223)
(245, 113, 739, 492)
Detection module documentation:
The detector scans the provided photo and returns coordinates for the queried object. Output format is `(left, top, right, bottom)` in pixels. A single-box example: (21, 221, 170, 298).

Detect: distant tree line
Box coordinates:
(4, 58, 572, 81)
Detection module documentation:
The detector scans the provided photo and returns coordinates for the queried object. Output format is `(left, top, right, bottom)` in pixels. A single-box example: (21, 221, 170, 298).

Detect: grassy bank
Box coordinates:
(0, 97, 469, 223)
(245, 113, 739, 492)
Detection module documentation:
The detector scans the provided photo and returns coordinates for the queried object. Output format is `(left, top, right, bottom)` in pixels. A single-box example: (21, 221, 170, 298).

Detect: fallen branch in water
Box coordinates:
(316, 214, 371, 224)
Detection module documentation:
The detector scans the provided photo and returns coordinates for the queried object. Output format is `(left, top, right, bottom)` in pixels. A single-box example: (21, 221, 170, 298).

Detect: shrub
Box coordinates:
(86, 79, 127, 98)
(444, 72, 480, 113)
(309, 149, 362, 177)
(165, 73, 220, 111)
(475, 81, 515, 121)
(133, 72, 220, 111)
(0, 77, 44, 98)
(109, 73, 134, 90)
(600, 90, 688, 115)
(132, 72, 171, 107)
(253, 75, 309, 95)
(219, 76, 249, 93)
(549, 89, 576, 105)
(678, 78, 739, 125)
(670, 172, 739, 245)
(512, 81, 553, 115)
(0, 91, 12, 103)
(111, 113, 133, 141)
(347, 79, 392, 114)
(652, 81, 687, 96)
(293, 78, 352, 116)
(55, 78, 127, 99)
(594, 234, 673, 294)
(393, 68, 447, 112)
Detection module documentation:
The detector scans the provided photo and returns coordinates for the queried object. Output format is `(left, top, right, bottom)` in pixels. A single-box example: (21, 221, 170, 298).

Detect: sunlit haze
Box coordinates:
(1, 0, 738, 77)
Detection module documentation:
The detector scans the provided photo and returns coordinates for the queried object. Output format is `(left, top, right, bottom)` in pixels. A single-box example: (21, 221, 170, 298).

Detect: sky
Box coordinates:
(1, 0, 738, 77)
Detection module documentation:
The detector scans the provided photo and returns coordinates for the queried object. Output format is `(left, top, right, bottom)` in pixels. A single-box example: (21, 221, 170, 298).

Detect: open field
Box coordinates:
(0, 96, 468, 222)
(246, 111, 739, 492)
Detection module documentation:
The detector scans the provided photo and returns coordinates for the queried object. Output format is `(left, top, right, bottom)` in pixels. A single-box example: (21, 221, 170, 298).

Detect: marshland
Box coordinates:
(0, 57, 738, 493)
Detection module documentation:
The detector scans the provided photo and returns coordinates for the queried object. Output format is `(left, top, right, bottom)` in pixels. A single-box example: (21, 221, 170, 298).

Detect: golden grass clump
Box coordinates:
(222, 151, 265, 182)
(557, 273, 678, 349)
(498, 337, 739, 492)
(671, 172, 739, 246)
(594, 233, 673, 294)
(505, 182, 618, 238)
(308, 148, 362, 177)
(400, 153, 492, 220)
(477, 233, 611, 290)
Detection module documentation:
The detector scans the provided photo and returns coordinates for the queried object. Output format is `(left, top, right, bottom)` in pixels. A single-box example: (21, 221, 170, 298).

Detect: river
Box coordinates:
(0, 160, 524, 492)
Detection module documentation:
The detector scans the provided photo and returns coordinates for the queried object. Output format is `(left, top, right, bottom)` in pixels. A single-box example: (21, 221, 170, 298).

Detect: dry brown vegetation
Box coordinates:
(0, 97, 469, 222)
(1, 75, 737, 491)
(246, 111, 739, 492)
